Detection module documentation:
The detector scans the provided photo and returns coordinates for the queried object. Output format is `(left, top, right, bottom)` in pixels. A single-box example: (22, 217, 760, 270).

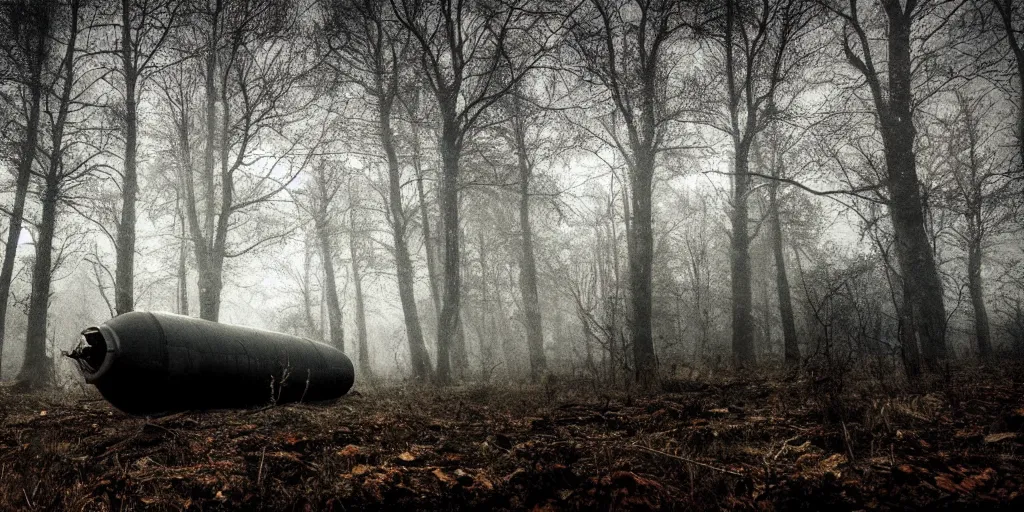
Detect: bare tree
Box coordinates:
(323, 0, 431, 380)
(568, 0, 694, 387)
(113, 0, 181, 315)
(348, 185, 372, 379)
(937, 90, 1017, 359)
(390, 0, 560, 384)
(988, 0, 1024, 172)
(20, 0, 112, 389)
(294, 160, 347, 351)
(167, 0, 317, 321)
(0, 0, 51, 375)
(757, 126, 801, 367)
(826, 0, 953, 365)
(700, 0, 816, 366)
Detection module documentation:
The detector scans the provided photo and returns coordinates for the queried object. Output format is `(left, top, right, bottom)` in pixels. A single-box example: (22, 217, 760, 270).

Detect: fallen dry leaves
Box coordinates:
(0, 365, 1023, 510)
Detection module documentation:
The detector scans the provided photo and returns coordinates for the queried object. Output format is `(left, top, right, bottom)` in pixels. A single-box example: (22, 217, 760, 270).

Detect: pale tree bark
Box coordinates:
(314, 212, 345, 352)
(177, 209, 189, 316)
(476, 230, 495, 370)
(349, 202, 372, 378)
(0, 2, 49, 374)
(300, 240, 322, 341)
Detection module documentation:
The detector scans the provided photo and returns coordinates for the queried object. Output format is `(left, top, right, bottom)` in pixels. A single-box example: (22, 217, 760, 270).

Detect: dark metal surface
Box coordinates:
(70, 311, 354, 415)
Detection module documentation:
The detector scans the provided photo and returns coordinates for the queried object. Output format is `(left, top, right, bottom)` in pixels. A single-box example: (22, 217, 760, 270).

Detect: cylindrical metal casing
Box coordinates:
(73, 311, 354, 415)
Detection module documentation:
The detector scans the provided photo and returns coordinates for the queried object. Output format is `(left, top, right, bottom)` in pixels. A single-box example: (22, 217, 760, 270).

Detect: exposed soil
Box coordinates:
(1, 366, 1023, 510)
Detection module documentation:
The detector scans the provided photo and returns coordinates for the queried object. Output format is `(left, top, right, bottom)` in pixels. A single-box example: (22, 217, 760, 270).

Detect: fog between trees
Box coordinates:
(1, 0, 1022, 389)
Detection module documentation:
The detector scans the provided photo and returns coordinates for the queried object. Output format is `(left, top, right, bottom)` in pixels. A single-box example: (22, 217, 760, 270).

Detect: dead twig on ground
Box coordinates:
(631, 444, 745, 477)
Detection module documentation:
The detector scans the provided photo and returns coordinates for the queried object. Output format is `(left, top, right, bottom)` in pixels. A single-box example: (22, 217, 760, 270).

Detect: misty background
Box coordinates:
(1, 0, 1022, 389)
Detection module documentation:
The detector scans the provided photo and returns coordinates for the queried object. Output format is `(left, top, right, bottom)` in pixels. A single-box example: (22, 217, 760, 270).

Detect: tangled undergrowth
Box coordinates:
(0, 365, 1022, 510)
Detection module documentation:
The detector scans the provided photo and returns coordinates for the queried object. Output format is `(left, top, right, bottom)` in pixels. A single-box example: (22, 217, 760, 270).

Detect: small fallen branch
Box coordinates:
(631, 444, 744, 477)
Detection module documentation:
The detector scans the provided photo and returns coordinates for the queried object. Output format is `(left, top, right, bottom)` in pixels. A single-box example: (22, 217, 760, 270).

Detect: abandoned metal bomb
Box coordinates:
(68, 311, 355, 415)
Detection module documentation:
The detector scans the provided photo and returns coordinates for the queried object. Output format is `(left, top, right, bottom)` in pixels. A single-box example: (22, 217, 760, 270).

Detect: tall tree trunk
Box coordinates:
(435, 117, 461, 385)
(18, 0, 81, 389)
(629, 152, 657, 388)
(177, 212, 189, 316)
(868, 2, 948, 365)
(967, 235, 992, 359)
(769, 173, 799, 367)
(514, 115, 546, 382)
(898, 297, 923, 378)
(380, 104, 431, 381)
(349, 209, 371, 378)
(315, 215, 345, 352)
(730, 147, 756, 366)
(115, 0, 138, 316)
(411, 114, 442, 322)
(0, 6, 48, 373)
(477, 230, 494, 371)
(196, 261, 222, 321)
(19, 179, 58, 389)
(193, 4, 221, 322)
(301, 240, 320, 340)
(451, 234, 469, 378)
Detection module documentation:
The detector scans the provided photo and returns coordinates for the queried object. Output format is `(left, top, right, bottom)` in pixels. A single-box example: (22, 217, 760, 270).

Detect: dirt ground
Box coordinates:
(1, 365, 1023, 511)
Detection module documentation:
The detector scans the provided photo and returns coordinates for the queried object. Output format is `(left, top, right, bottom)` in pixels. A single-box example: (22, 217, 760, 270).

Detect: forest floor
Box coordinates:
(0, 365, 1023, 511)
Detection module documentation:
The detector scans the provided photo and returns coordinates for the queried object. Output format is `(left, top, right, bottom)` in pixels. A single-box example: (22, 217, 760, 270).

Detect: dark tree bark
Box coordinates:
(19, 0, 82, 389)
(114, 0, 139, 316)
(944, 91, 1004, 360)
(114, 0, 180, 315)
(991, 0, 1024, 172)
(730, 146, 756, 366)
(324, 0, 430, 380)
(174, 0, 308, 322)
(0, 2, 48, 373)
(967, 241, 992, 359)
(629, 152, 657, 386)
(406, 96, 442, 322)
(837, 0, 948, 365)
(723, 0, 758, 367)
(569, 0, 689, 388)
(391, 0, 553, 384)
(713, 0, 813, 367)
(382, 105, 432, 380)
(768, 168, 800, 367)
(433, 114, 461, 384)
(510, 92, 547, 382)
